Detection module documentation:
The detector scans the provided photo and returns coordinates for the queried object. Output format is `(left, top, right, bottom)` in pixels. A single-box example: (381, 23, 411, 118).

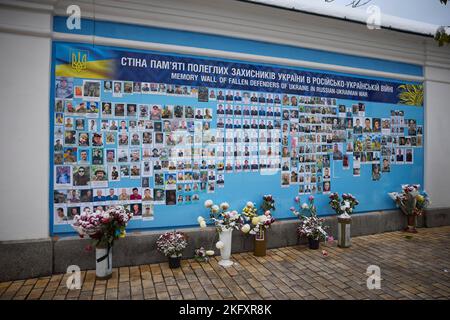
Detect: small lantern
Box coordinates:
(338, 214, 352, 248)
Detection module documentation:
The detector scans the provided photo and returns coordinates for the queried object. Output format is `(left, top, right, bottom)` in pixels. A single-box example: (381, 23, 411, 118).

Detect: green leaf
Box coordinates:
(397, 84, 423, 106)
(435, 26, 450, 46)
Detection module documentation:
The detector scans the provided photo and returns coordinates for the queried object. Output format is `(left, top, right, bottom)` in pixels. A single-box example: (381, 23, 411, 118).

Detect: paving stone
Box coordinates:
(180, 287, 196, 300)
(40, 291, 56, 300)
(1, 226, 449, 300)
(143, 288, 157, 300)
(156, 291, 170, 300)
(24, 279, 38, 286)
(76, 291, 92, 300)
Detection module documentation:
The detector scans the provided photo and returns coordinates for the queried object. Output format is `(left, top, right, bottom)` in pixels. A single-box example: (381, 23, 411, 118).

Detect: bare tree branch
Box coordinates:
(324, 0, 373, 8)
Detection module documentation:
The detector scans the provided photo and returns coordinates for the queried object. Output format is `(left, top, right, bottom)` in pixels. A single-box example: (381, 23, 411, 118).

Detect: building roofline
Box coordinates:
(238, 0, 435, 38)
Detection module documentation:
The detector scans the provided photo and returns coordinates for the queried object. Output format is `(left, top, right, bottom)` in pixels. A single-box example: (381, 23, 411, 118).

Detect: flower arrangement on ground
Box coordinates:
(388, 184, 430, 233)
(72, 205, 132, 278)
(329, 193, 359, 217)
(291, 195, 329, 249)
(194, 247, 215, 263)
(156, 230, 188, 268)
(156, 230, 188, 257)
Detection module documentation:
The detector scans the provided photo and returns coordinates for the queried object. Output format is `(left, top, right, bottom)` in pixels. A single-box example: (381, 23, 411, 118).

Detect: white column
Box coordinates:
(424, 65, 450, 208)
(0, 3, 53, 240)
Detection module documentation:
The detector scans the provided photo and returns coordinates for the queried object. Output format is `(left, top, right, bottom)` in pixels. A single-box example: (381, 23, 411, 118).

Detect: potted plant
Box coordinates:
(388, 184, 430, 233)
(198, 200, 243, 267)
(291, 195, 329, 249)
(156, 230, 188, 268)
(241, 195, 276, 257)
(329, 193, 359, 248)
(72, 205, 132, 279)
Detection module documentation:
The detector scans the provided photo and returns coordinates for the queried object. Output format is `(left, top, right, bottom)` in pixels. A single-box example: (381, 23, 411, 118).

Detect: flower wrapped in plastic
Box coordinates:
(388, 184, 430, 216)
(261, 194, 276, 212)
(291, 195, 329, 241)
(328, 192, 359, 218)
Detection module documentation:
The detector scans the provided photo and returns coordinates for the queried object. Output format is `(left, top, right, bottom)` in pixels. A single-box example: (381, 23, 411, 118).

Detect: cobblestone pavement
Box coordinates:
(1, 226, 449, 300)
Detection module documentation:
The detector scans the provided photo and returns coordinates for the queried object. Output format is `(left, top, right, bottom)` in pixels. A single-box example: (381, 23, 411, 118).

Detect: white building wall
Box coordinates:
(424, 66, 450, 208)
(0, 3, 52, 241)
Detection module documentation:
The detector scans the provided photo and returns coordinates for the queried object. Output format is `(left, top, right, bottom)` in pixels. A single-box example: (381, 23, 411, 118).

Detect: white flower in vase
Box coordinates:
(204, 199, 214, 208)
(241, 224, 251, 233)
(216, 241, 224, 249)
(220, 202, 230, 210)
(258, 215, 268, 223)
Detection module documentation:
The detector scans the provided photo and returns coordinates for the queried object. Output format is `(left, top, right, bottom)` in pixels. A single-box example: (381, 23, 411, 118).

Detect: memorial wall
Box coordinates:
(51, 42, 424, 234)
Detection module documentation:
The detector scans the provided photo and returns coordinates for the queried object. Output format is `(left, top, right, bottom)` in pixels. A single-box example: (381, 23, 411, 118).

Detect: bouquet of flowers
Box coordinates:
(241, 197, 275, 235)
(198, 200, 243, 232)
(291, 195, 329, 241)
(156, 231, 188, 257)
(329, 193, 359, 217)
(72, 205, 132, 248)
(388, 184, 430, 216)
(194, 247, 215, 262)
(260, 194, 276, 212)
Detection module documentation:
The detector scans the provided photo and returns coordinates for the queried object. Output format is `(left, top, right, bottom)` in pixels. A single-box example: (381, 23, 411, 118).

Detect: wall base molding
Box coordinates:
(1, 208, 449, 282)
(0, 239, 53, 282)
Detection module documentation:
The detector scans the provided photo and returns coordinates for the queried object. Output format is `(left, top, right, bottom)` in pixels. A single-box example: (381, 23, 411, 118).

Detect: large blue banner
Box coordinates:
(55, 43, 423, 105)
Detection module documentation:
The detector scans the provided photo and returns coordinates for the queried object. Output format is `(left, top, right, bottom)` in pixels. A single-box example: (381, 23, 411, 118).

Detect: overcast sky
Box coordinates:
(312, 0, 450, 25)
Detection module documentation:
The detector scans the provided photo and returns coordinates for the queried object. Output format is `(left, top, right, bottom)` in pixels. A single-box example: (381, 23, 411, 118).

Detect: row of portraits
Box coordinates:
(56, 76, 339, 107)
(53, 76, 424, 227)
